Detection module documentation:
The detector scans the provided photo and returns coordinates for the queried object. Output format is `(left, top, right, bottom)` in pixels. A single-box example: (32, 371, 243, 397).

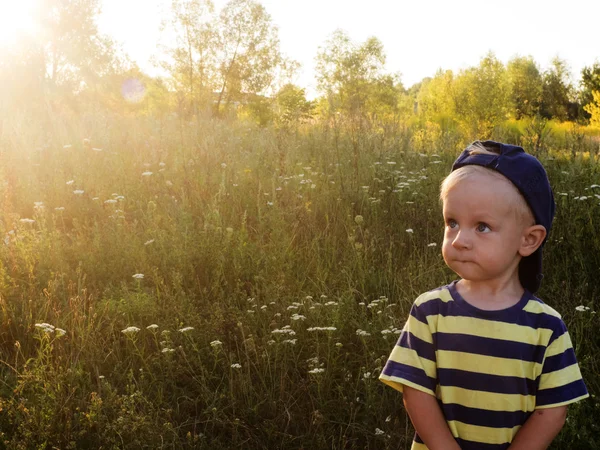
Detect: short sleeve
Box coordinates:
(536, 320, 589, 409)
(379, 301, 437, 396)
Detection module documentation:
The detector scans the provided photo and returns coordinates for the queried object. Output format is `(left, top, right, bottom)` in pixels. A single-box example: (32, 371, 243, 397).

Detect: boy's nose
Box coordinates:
(452, 230, 471, 250)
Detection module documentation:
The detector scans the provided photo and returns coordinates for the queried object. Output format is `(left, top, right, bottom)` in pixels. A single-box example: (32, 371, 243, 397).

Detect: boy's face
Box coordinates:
(441, 172, 530, 286)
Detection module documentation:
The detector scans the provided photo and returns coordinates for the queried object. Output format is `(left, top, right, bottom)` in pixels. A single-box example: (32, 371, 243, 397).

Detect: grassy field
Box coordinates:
(0, 112, 598, 449)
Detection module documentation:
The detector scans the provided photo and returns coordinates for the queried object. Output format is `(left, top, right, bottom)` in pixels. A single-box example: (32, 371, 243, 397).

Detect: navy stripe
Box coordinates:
(441, 402, 531, 429)
(547, 323, 568, 347)
(537, 379, 589, 406)
(398, 331, 436, 362)
(410, 303, 430, 324)
(433, 332, 546, 364)
(438, 368, 537, 395)
(455, 438, 510, 450)
(417, 296, 562, 331)
(381, 360, 437, 392)
(542, 348, 577, 374)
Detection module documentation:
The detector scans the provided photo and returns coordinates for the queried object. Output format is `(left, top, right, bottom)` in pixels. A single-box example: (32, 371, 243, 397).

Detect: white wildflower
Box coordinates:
(66, 180, 74, 185)
(144, 239, 155, 245)
(142, 171, 153, 177)
(178, 326, 194, 333)
(162, 347, 175, 353)
(92, 147, 103, 152)
(356, 329, 371, 337)
(272, 328, 296, 336)
(427, 242, 437, 247)
(307, 327, 337, 332)
(282, 339, 297, 345)
(73, 190, 84, 195)
(132, 273, 144, 279)
(104, 199, 117, 204)
(55, 328, 66, 337)
(375, 428, 385, 435)
(34, 323, 55, 333)
(146, 324, 159, 330)
(354, 215, 364, 225)
(210, 340, 223, 348)
(405, 228, 413, 233)
(55, 207, 65, 211)
(575, 305, 591, 312)
(20, 218, 35, 224)
(308, 368, 325, 374)
(121, 326, 140, 334)
(231, 363, 242, 369)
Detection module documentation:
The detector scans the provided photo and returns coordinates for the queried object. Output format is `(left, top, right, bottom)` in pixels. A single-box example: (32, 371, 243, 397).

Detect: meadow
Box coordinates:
(0, 112, 598, 449)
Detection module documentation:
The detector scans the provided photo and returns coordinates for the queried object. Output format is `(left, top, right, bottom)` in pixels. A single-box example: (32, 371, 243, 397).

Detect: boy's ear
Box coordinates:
(519, 225, 547, 257)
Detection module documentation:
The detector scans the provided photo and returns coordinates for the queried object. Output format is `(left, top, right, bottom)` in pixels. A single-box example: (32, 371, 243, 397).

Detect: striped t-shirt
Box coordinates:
(379, 281, 589, 450)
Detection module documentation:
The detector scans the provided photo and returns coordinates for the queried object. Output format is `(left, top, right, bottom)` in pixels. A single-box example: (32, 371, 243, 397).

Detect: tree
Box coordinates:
(506, 56, 542, 119)
(580, 63, 600, 121)
(416, 70, 456, 121)
(540, 57, 573, 121)
(213, 0, 282, 116)
(453, 53, 510, 137)
(315, 31, 388, 118)
(35, 0, 120, 91)
(274, 84, 313, 126)
(161, 0, 215, 116)
(0, 0, 121, 120)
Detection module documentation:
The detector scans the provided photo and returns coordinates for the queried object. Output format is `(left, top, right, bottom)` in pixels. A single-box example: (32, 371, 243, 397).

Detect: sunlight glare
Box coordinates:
(0, 0, 38, 47)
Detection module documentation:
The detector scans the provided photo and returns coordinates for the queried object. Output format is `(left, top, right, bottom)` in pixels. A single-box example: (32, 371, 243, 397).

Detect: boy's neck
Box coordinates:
(457, 276, 525, 311)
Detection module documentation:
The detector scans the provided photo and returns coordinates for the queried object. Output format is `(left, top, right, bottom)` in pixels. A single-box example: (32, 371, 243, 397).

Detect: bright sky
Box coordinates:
(98, 0, 600, 98)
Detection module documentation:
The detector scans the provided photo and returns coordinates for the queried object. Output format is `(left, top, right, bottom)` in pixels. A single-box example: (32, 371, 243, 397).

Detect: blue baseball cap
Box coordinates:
(451, 140, 555, 293)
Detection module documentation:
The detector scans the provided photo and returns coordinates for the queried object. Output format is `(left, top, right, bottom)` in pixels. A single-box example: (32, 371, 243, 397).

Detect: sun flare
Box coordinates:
(0, 1, 38, 47)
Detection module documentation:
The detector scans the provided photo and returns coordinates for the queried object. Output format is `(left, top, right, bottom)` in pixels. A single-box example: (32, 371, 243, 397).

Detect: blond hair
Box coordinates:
(440, 142, 535, 225)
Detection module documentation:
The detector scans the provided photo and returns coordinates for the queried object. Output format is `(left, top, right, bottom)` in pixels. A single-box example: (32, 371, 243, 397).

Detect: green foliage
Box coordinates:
(584, 91, 600, 127)
(507, 55, 543, 119)
(0, 110, 598, 448)
(453, 52, 510, 137)
(315, 30, 403, 121)
(541, 57, 574, 121)
(274, 84, 314, 126)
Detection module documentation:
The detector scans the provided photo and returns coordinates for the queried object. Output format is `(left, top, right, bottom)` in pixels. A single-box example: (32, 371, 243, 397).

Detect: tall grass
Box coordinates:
(0, 111, 598, 449)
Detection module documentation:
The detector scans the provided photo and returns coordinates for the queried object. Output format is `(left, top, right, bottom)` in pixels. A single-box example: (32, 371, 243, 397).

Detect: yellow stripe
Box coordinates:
(411, 442, 429, 450)
(415, 288, 453, 306)
(437, 350, 542, 380)
(522, 299, 562, 318)
(438, 385, 536, 412)
(539, 363, 583, 390)
(389, 346, 437, 378)
(448, 421, 520, 445)
(379, 375, 436, 396)
(536, 393, 590, 409)
(406, 315, 433, 344)
(545, 332, 573, 358)
(437, 315, 553, 343)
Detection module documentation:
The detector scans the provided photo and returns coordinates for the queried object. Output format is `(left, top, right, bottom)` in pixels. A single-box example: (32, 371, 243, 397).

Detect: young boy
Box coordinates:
(379, 141, 589, 450)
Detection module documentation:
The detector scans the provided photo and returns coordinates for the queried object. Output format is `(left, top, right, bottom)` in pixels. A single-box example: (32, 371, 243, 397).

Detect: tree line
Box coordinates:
(1, 0, 599, 134)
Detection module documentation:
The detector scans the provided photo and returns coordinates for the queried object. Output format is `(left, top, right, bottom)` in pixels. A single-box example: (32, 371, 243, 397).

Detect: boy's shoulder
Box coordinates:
(413, 284, 453, 307)
(522, 294, 563, 320)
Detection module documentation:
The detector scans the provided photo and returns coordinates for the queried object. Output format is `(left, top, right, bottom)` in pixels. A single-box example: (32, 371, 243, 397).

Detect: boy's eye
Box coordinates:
(477, 223, 491, 233)
(447, 219, 458, 229)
